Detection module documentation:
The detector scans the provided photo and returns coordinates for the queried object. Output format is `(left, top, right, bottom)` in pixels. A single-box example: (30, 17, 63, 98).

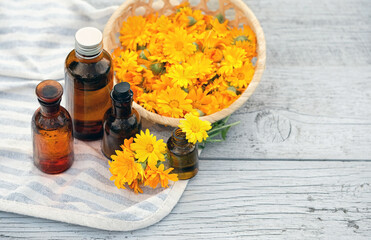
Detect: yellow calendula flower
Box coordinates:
(186, 53, 214, 78)
(179, 113, 212, 144)
(144, 164, 178, 188)
(119, 16, 150, 50)
(218, 46, 247, 76)
(163, 27, 196, 63)
(114, 50, 142, 81)
(229, 60, 255, 89)
(157, 87, 193, 118)
(130, 129, 167, 166)
(138, 92, 158, 112)
(229, 25, 257, 58)
(166, 64, 197, 88)
(109, 149, 144, 188)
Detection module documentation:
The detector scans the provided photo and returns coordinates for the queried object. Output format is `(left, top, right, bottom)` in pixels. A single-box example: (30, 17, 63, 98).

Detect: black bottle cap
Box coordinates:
(111, 82, 133, 102)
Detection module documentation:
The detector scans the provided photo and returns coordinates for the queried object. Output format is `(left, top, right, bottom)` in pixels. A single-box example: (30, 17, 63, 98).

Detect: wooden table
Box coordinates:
(1, 0, 370, 238)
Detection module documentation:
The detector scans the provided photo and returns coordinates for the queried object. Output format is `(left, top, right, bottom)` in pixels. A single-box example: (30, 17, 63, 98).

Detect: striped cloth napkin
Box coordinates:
(0, 0, 187, 231)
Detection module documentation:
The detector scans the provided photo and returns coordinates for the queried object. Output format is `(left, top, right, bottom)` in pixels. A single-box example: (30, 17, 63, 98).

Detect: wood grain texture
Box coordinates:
(1, 160, 370, 239)
(201, 0, 371, 160)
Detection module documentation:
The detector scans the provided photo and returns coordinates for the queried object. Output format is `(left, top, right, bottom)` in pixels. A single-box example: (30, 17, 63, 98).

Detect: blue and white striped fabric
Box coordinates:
(0, 0, 187, 231)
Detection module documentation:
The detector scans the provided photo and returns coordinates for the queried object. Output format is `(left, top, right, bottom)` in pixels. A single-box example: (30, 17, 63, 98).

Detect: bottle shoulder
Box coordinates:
(32, 108, 72, 131)
(65, 50, 113, 85)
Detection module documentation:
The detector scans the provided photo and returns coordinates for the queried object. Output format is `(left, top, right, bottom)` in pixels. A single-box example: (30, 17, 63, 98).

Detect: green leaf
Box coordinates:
(139, 50, 148, 60)
(150, 62, 165, 75)
(221, 126, 231, 140)
(139, 161, 147, 170)
(188, 16, 197, 26)
(137, 45, 146, 50)
(216, 13, 225, 24)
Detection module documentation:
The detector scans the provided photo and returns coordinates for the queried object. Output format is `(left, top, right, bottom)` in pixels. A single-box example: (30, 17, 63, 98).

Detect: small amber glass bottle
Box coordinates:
(167, 128, 198, 180)
(101, 82, 141, 159)
(65, 27, 113, 140)
(32, 80, 74, 174)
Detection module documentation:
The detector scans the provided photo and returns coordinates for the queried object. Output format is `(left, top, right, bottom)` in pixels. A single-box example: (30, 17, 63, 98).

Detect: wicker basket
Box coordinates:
(103, 0, 266, 127)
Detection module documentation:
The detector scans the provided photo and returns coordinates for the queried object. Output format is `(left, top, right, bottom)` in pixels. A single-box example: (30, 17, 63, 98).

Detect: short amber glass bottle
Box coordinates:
(32, 80, 74, 174)
(64, 27, 113, 140)
(167, 128, 198, 180)
(101, 82, 141, 159)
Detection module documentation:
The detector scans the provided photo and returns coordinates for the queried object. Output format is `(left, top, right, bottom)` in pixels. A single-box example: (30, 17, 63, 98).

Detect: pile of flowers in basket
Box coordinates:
(112, 1, 257, 118)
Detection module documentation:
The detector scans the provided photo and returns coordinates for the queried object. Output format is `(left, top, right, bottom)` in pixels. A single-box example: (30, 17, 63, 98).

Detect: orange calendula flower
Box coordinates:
(179, 113, 212, 144)
(229, 60, 255, 88)
(119, 16, 150, 50)
(163, 27, 196, 63)
(157, 87, 193, 118)
(129, 179, 143, 194)
(210, 18, 229, 37)
(130, 129, 167, 166)
(152, 75, 174, 91)
(109, 149, 144, 188)
(144, 164, 178, 188)
(187, 87, 213, 115)
(218, 46, 247, 76)
(120, 137, 135, 156)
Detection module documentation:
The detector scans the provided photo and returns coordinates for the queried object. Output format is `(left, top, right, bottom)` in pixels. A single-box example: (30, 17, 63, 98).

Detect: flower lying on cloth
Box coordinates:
(108, 129, 178, 194)
(112, 1, 257, 118)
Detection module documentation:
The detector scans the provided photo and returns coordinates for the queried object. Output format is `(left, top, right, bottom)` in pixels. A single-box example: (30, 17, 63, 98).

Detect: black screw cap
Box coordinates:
(111, 82, 133, 102)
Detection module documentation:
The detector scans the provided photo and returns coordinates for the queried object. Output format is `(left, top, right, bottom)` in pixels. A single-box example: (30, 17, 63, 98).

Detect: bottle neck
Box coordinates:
(39, 100, 61, 117)
(74, 50, 103, 62)
(172, 128, 191, 147)
(112, 100, 133, 118)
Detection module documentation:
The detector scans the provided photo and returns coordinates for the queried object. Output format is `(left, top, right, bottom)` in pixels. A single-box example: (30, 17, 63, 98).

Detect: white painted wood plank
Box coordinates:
(0, 160, 370, 239)
(201, 70, 371, 159)
(201, 0, 371, 160)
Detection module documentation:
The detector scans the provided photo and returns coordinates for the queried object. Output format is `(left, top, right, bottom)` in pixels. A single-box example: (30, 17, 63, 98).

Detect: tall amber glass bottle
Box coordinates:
(32, 80, 74, 174)
(65, 27, 113, 140)
(167, 128, 198, 180)
(102, 82, 141, 159)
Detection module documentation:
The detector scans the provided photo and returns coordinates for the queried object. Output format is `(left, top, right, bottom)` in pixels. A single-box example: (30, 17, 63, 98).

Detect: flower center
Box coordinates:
(170, 100, 179, 108)
(191, 125, 200, 133)
(237, 72, 245, 80)
(146, 144, 154, 153)
(175, 41, 184, 51)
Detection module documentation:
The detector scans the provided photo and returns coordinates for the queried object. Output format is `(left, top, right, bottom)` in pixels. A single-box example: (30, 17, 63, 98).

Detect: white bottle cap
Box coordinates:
(75, 27, 103, 57)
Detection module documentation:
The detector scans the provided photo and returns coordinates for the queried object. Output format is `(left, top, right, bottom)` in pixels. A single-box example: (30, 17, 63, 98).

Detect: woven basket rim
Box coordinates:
(103, 0, 266, 127)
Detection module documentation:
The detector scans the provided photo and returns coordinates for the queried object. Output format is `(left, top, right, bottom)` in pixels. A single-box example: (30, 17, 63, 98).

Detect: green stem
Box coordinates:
(204, 139, 224, 143)
(207, 121, 240, 135)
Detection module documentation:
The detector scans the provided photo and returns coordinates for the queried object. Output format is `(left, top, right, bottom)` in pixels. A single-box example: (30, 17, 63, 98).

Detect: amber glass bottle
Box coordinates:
(167, 128, 198, 180)
(32, 80, 74, 174)
(65, 27, 113, 140)
(102, 82, 141, 159)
